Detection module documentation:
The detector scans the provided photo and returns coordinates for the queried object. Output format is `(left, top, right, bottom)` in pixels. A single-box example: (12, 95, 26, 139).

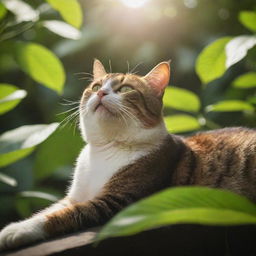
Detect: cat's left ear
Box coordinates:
(93, 59, 107, 80)
(144, 61, 170, 96)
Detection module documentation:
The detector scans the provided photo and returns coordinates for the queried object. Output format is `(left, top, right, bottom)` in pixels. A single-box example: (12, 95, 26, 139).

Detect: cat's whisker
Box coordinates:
(78, 76, 94, 82)
(126, 60, 130, 74)
(108, 60, 112, 73)
(60, 98, 80, 106)
(57, 106, 80, 116)
(59, 109, 80, 129)
(74, 72, 93, 77)
(129, 62, 143, 75)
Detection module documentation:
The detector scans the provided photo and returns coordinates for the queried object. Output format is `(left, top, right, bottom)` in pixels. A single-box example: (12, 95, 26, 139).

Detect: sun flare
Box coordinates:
(120, 0, 149, 8)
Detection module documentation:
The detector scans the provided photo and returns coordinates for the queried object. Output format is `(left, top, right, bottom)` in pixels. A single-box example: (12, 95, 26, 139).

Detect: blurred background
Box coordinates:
(0, 0, 255, 228)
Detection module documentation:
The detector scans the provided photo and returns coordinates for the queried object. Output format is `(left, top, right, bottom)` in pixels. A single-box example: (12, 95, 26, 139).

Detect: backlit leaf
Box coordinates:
(14, 42, 65, 94)
(0, 83, 27, 115)
(42, 20, 81, 40)
(239, 11, 256, 32)
(0, 3, 7, 20)
(164, 115, 201, 133)
(232, 72, 256, 89)
(96, 187, 256, 242)
(0, 172, 17, 186)
(46, 0, 83, 28)
(163, 87, 200, 112)
(19, 191, 59, 202)
(206, 100, 254, 112)
(2, 0, 39, 22)
(0, 123, 59, 167)
(226, 35, 256, 69)
(196, 37, 232, 84)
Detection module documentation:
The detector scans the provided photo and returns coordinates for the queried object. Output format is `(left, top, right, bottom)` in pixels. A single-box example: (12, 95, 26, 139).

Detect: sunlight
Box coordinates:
(120, 0, 149, 8)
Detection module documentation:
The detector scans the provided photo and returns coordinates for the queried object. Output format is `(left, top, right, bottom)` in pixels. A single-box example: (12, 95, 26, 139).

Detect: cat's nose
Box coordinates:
(97, 90, 108, 99)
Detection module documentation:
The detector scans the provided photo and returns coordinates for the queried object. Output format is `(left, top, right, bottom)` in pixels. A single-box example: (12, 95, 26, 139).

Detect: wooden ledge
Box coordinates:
(1, 225, 256, 256)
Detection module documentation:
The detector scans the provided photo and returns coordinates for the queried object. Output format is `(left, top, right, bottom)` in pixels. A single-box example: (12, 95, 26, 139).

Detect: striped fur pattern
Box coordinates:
(0, 60, 255, 250)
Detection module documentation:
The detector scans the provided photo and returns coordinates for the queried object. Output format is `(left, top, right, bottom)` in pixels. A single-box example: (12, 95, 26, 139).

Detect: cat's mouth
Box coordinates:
(94, 102, 112, 114)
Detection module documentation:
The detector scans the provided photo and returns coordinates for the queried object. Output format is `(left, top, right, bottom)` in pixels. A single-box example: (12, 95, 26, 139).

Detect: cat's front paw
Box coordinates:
(0, 216, 46, 250)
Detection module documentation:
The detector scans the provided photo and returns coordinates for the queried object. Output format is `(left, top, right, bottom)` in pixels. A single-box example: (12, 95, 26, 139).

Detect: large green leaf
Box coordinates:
(0, 83, 27, 115)
(163, 87, 200, 112)
(14, 42, 65, 94)
(164, 115, 201, 133)
(96, 187, 256, 242)
(226, 35, 256, 69)
(232, 72, 256, 89)
(46, 0, 83, 28)
(206, 100, 254, 112)
(0, 123, 59, 167)
(239, 11, 256, 32)
(196, 37, 232, 84)
(34, 127, 83, 180)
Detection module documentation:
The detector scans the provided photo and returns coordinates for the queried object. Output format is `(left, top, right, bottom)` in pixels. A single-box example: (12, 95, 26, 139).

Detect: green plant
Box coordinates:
(96, 187, 256, 242)
(0, 0, 83, 204)
(163, 9, 256, 133)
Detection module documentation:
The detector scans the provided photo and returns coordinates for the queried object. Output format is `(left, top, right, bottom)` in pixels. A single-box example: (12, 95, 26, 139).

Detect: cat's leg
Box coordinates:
(0, 197, 72, 250)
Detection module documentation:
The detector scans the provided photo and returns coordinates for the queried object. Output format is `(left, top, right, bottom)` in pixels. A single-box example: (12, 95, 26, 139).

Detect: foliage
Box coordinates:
(0, 0, 255, 235)
(97, 187, 256, 242)
(164, 9, 256, 133)
(0, 0, 83, 224)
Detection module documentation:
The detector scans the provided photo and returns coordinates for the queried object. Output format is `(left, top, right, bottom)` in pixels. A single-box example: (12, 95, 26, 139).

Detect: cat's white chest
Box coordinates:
(68, 144, 147, 202)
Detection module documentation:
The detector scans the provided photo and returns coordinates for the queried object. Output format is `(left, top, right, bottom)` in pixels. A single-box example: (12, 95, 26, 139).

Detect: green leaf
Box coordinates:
(34, 126, 83, 180)
(206, 100, 254, 112)
(19, 191, 59, 202)
(42, 20, 81, 40)
(0, 83, 27, 115)
(196, 37, 232, 84)
(164, 115, 201, 133)
(163, 87, 200, 112)
(239, 11, 256, 32)
(232, 72, 256, 89)
(2, 0, 39, 22)
(0, 123, 59, 167)
(0, 172, 17, 186)
(46, 0, 83, 28)
(96, 187, 256, 242)
(14, 42, 65, 94)
(226, 35, 256, 68)
(0, 2, 7, 20)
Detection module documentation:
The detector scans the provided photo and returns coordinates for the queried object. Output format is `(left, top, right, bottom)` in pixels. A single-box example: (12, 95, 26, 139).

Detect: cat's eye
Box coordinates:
(118, 85, 134, 94)
(92, 84, 101, 92)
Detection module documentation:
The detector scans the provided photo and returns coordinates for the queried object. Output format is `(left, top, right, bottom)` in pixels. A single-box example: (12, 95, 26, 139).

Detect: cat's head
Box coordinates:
(80, 59, 170, 144)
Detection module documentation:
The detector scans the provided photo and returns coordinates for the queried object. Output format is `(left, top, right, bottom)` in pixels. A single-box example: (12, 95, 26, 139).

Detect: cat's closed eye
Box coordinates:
(117, 85, 134, 94)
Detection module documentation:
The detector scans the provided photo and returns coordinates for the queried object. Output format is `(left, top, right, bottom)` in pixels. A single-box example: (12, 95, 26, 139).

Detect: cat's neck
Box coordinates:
(83, 121, 169, 151)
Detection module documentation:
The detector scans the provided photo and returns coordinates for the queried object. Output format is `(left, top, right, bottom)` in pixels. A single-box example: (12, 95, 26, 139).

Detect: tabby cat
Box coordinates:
(0, 59, 255, 250)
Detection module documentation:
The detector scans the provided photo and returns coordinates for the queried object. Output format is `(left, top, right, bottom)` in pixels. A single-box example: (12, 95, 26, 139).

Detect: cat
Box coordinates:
(0, 59, 255, 250)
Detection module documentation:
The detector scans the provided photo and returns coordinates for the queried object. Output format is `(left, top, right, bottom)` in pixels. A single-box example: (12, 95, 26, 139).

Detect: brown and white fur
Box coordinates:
(0, 60, 255, 250)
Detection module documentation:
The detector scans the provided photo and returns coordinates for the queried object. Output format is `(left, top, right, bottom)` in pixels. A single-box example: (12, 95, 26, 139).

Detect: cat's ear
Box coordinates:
(144, 61, 170, 96)
(93, 59, 107, 80)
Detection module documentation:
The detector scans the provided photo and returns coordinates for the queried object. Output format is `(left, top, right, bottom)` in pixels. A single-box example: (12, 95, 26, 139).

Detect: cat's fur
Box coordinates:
(0, 60, 255, 250)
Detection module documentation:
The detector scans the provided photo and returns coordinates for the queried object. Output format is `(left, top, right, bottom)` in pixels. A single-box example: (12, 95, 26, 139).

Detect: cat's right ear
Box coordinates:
(143, 61, 170, 96)
(93, 59, 107, 80)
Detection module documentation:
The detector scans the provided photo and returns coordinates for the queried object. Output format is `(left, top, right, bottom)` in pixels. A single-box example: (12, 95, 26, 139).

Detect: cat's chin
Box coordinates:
(94, 103, 118, 120)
